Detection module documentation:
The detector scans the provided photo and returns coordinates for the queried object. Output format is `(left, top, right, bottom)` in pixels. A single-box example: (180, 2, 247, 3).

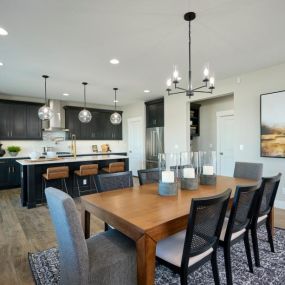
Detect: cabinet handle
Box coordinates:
(8, 166, 10, 173)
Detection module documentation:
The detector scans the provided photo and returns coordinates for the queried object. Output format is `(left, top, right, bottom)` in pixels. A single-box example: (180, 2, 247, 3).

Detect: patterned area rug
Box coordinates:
(29, 227, 285, 285)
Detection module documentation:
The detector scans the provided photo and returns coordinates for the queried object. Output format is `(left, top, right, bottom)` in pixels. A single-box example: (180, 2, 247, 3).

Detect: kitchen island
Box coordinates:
(17, 155, 129, 208)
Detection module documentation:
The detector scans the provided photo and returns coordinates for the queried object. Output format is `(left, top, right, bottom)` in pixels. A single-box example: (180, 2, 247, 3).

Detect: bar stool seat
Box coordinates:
(42, 166, 69, 202)
(74, 164, 98, 196)
(102, 162, 125, 173)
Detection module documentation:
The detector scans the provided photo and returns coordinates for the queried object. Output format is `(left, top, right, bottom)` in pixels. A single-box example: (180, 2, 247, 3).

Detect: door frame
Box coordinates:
(216, 110, 234, 175)
(127, 116, 145, 175)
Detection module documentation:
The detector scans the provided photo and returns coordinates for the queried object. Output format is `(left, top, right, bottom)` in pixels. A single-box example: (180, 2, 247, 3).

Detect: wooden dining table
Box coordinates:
(80, 175, 268, 285)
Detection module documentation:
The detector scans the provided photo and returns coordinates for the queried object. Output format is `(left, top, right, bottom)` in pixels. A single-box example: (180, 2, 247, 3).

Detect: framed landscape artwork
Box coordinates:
(260, 90, 285, 158)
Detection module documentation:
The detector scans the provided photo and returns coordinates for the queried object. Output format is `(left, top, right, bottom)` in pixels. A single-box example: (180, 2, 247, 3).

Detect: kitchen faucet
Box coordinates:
(71, 134, 77, 158)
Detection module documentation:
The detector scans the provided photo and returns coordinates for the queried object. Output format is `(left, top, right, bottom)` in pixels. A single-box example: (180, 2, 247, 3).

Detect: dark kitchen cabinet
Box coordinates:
(64, 106, 123, 140)
(0, 100, 42, 140)
(145, 98, 164, 128)
(0, 159, 21, 189)
(190, 103, 201, 139)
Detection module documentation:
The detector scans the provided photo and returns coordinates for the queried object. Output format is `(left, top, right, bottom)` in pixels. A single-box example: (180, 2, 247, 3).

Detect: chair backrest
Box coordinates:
(233, 161, 263, 180)
(108, 162, 125, 173)
(45, 187, 89, 285)
(95, 171, 133, 192)
(225, 183, 260, 241)
(46, 166, 69, 180)
(80, 164, 98, 176)
(137, 168, 159, 185)
(252, 173, 282, 223)
(181, 189, 231, 267)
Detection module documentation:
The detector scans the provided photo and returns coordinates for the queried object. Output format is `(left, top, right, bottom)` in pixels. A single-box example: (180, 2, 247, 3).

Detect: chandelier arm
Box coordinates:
(192, 83, 208, 91)
(175, 86, 187, 91)
(168, 90, 188, 96)
(193, 90, 213, 94)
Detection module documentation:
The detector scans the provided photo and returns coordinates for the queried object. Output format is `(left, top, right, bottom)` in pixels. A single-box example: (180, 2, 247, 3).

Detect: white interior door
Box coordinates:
(128, 117, 144, 176)
(217, 111, 235, 176)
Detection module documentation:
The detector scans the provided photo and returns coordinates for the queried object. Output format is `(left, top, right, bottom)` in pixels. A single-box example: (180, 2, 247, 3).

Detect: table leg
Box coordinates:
(81, 206, 90, 239)
(136, 234, 156, 285)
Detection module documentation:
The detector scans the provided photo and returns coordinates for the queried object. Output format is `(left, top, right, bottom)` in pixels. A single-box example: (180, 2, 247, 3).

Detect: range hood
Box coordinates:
(42, 100, 69, 132)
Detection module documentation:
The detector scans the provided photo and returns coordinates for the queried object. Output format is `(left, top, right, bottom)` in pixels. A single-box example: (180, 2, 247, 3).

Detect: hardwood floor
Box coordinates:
(0, 187, 284, 285)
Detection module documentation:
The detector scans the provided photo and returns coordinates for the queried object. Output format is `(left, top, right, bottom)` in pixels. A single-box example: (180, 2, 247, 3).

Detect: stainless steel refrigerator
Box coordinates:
(145, 127, 164, 169)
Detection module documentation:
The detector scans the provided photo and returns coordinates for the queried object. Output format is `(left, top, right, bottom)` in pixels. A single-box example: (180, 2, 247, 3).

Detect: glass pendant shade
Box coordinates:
(110, 112, 122, 125)
(110, 87, 122, 125)
(38, 105, 54, 120)
(79, 82, 92, 123)
(38, 75, 53, 121)
(78, 109, 92, 123)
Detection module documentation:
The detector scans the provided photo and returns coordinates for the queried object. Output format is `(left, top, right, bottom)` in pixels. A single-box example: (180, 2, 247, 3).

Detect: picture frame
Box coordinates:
(260, 90, 285, 158)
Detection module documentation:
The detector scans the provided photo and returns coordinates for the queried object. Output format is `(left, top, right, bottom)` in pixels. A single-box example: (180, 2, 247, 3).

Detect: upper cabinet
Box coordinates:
(0, 100, 42, 140)
(64, 106, 123, 140)
(145, 98, 164, 128)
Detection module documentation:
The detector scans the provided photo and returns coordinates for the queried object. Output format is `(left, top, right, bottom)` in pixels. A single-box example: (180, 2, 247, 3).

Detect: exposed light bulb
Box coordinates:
(38, 105, 54, 120)
(78, 109, 92, 123)
(0, 27, 8, 36)
(166, 78, 172, 87)
(173, 68, 179, 80)
(110, 112, 122, 125)
(203, 67, 209, 78)
(209, 77, 215, 87)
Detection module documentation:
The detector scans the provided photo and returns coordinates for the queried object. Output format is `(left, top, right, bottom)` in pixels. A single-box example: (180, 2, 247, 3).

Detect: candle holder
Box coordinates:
(180, 151, 199, 190)
(158, 153, 179, 196)
(199, 151, 217, 185)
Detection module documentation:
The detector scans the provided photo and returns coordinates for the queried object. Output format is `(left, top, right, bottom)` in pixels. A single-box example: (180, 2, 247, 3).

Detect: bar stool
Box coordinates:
(42, 166, 69, 202)
(102, 162, 125, 173)
(74, 164, 98, 196)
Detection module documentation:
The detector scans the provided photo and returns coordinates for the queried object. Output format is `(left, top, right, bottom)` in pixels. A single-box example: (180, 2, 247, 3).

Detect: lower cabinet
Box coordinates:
(0, 159, 21, 189)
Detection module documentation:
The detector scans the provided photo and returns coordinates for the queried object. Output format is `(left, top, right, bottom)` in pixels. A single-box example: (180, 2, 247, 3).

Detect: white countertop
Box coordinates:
(16, 155, 128, 166)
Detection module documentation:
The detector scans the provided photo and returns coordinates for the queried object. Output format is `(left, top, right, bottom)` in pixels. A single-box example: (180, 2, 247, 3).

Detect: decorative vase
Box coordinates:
(180, 152, 199, 190)
(0, 144, 5, 157)
(9, 152, 18, 157)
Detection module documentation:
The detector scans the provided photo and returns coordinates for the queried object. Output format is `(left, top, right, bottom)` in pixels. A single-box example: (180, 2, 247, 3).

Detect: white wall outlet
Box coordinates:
(239, 144, 244, 151)
(83, 179, 87, 185)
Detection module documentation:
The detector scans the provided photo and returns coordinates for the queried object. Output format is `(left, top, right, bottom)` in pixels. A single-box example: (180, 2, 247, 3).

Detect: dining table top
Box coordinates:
(81, 175, 257, 233)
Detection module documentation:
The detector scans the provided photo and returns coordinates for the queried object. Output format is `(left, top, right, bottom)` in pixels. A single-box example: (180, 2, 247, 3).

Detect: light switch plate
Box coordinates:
(83, 179, 87, 185)
(239, 145, 244, 151)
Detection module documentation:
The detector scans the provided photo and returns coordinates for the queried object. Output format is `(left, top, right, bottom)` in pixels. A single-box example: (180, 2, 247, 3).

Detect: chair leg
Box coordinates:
(224, 245, 233, 285)
(76, 175, 80, 197)
(179, 269, 188, 285)
(41, 178, 45, 203)
(244, 231, 253, 273)
(251, 227, 260, 267)
(63, 178, 68, 195)
(266, 219, 275, 253)
(211, 251, 220, 285)
(92, 175, 97, 192)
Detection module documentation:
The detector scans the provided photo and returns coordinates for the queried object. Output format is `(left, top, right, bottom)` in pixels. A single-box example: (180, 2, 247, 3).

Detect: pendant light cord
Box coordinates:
(113, 88, 118, 111)
(42, 75, 49, 105)
(82, 82, 88, 109)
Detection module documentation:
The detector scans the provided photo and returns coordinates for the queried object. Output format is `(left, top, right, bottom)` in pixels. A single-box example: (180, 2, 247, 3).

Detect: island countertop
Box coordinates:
(16, 154, 128, 166)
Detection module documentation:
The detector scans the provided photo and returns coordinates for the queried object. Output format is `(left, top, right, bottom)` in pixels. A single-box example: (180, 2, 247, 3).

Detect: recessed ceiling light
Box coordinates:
(0, 27, 8, 36)
(144, 90, 150, 93)
(62, 93, 69, 96)
(0, 62, 3, 66)
(110, 58, 119, 65)
(113, 100, 119, 103)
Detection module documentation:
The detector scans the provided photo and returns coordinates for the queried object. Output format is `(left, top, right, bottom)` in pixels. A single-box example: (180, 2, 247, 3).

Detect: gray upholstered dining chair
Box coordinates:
(137, 168, 159, 185)
(233, 162, 263, 180)
(45, 187, 137, 285)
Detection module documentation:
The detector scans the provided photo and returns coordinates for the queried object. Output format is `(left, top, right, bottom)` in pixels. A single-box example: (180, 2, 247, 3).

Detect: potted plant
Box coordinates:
(7, 146, 21, 157)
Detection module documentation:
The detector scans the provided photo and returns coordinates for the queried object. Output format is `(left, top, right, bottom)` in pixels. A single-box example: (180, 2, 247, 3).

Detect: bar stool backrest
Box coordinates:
(47, 166, 69, 180)
(80, 164, 98, 176)
(108, 162, 125, 173)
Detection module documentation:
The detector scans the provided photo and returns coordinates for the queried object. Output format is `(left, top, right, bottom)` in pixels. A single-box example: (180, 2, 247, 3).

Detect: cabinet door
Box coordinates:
(93, 111, 105, 140)
(10, 103, 27, 139)
(0, 102, 11, 139)
(0, 160, 11, 188)
(10, 160, 21, 187)
(65, 108, 81, 139)
(80, 121, 92, 140)
(26, 104, 42, 139)
(156, 102, 164, 127)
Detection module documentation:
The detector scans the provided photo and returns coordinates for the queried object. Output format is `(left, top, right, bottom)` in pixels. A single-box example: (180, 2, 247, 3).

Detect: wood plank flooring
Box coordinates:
(0, 187, 284, 285)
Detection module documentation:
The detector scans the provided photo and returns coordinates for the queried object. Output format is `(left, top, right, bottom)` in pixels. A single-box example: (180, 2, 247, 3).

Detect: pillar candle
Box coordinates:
(203, 165, 214, 175)
(161, 171, 175, 183)
(183, 168, 195, 179)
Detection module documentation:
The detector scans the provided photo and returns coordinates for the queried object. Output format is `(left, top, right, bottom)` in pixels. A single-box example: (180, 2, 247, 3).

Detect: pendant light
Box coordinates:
(110, 88, 122, 125)
(78, 82, 92, 123)
(38, 75, 54, 120)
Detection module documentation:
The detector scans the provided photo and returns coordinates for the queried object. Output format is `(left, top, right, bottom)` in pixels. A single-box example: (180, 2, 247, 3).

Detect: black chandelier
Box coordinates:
(166, 12, 215, 98)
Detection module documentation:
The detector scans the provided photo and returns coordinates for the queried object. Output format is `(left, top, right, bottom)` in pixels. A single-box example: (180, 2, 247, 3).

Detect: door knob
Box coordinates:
(220, 152, 223, 155)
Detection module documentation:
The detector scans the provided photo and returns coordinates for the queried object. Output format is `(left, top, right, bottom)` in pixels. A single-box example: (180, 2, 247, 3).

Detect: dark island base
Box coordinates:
(21, 157, 129, 209)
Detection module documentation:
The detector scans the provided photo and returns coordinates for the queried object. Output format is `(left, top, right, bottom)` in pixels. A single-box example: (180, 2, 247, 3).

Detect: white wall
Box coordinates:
(190, 62, 285, 209)
(191, 95, 234, 151)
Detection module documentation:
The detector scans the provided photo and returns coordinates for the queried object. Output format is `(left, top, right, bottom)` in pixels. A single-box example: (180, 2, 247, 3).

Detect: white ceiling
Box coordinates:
(0, 0, 285, 106)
